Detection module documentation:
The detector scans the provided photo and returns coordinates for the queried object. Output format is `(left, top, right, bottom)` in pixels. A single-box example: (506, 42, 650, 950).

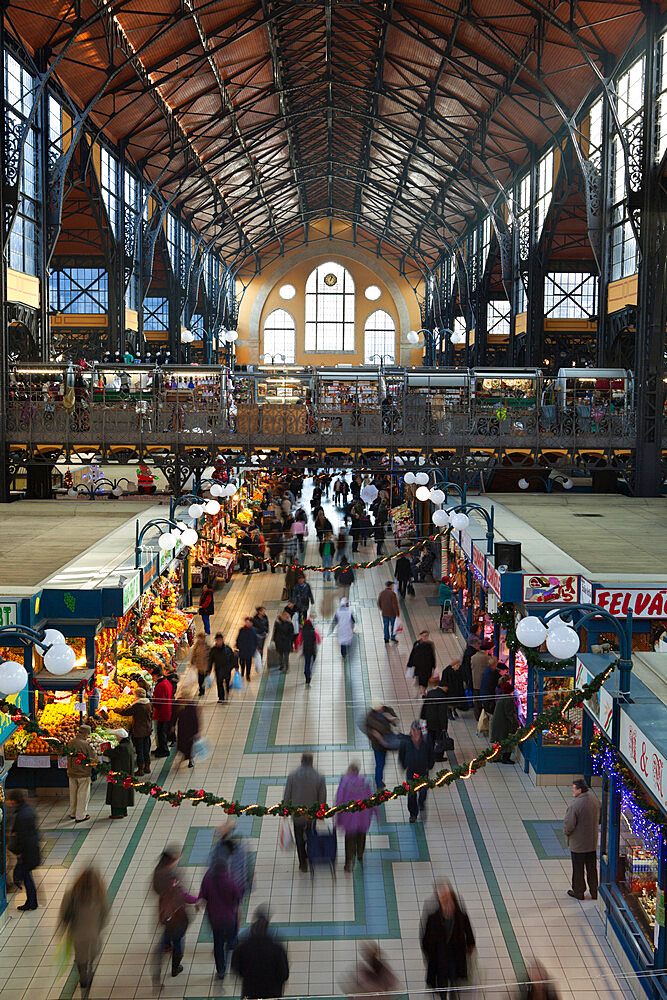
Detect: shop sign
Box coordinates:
(471, 544, 486, 580)
(486, 561, 501, 597)
(121, 572, 141, 614)
(0, 686, 29, 747)
(619, 710, 667, 811)
(594, 588, 667, 619)
(159, 538, 182, 574)
(580, 577, 593, 604)
(0, 602, 16, 627)
(453, 529, 471, 559)
(142, 555, 159, 590)
(522, 574, 578, 603)
(575, 660, 614, 736)
(17, 755, 51, 768)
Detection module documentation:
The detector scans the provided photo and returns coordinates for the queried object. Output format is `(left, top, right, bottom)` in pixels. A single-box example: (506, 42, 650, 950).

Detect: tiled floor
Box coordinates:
(0, 483, 635, 1000)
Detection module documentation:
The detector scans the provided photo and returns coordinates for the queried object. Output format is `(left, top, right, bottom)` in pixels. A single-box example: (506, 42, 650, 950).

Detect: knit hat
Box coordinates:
(78, 724, 91, 737)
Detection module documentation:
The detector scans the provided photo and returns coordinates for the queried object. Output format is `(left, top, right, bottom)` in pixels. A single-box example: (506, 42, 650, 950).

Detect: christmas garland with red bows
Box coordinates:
(0, 662, 612, 816)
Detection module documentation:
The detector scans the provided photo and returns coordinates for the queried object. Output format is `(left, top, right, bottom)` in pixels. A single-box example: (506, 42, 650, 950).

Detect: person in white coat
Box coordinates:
(334, 597, 355, 662)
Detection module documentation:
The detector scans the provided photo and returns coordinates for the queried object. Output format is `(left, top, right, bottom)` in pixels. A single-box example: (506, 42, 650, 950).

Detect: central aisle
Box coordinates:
(0, 479, 635, 1000)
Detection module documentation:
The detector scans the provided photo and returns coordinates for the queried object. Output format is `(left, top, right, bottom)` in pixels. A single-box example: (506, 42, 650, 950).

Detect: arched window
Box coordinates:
(262, 308, 296, 362)
(364, 310, 396, 364)
(305, 261, 355, 352)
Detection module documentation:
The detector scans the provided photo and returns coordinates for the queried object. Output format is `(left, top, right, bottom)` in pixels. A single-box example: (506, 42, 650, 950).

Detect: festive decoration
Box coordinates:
(0, 664, 613, 816)
(591, 735, 665, 856)
(238, 531, 449, 574)
(491, 603, 576, 672)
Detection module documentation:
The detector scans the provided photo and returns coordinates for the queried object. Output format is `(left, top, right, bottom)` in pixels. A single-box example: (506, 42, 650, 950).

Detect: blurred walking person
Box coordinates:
(231, 908, 289, 999)
(58, 867, 109, 996)
(421, 879, 476, 998)
(197, 853, 244, 980)
(519, 961, 561, 999)
(152, 848, 198, 984)
(7, 788, 41, 910)
(341, 942, 397, 1000)
(174, 671, 200, 769)
(334, 764, 376, 872)
(334, 597, 355, 663)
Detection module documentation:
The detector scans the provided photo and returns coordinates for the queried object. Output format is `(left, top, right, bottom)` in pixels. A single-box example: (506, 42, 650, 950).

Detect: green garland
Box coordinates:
(0, 662, 613, 816)
(490, 602, 575, 671)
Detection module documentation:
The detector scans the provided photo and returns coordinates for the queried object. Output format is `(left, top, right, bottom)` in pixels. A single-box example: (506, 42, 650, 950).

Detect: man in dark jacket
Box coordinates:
(479, 659, 502, 715)
(235, 618, 259, 681)
(377, 580, 400, 643)
(252, 607, 270, 654)
(272, 611, 295, 672)
(291, 574, 314, 623)
(407, 630, 437, 694)
(231, 908, 289, 998)
(364, 704, 399, 788)
(398, 722, 435, 823)
(7, 789, 41, 910)
(459, 634, 481, 701)
(395, 553, 412, 597)
(209, 633, 236, 702)
(420, 676, 449, 749)
(198, 583, 215, 635)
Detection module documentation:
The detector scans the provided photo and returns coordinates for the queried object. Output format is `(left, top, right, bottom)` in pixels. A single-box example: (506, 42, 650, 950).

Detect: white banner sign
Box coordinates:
(17, 755, 51, 768)
(595, 588, 667, 618)
(619, 710, 667, 811)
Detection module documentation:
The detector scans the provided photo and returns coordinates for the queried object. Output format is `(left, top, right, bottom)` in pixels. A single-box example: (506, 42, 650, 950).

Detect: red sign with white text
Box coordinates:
(619, 710, 666, 811)
(595, 588, 667, 619)
(486, 562, 501, 596)
(471, 545, 486, 578)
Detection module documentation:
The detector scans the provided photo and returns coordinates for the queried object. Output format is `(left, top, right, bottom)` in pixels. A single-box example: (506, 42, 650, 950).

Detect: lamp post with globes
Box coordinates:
(406, 328, 456, 367)
(518, 473, 574, 492)
(134, 518, 200, 569)
(67, 477, 131, 500)
(169, 480, 238, 521)
(515, 605, 634, 698)
(0, 626, 78, 698)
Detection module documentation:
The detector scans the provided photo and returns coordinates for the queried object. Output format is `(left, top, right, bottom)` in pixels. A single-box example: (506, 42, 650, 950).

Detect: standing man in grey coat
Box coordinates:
(563, 778, 601, 900)
(284, 753, 327, 872)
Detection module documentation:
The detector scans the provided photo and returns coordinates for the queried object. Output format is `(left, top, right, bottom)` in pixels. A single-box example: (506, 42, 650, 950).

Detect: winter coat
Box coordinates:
(373, 523, 385, 543)
(208, 836, 251, 896)
(66, 735, 96, 778)
(334, 564, 355, 587)
(153, 864, 198, 926)
(59, 889, 109, 970)
(421, 901, 476, 986)
(175, 702, 200, 758)
(236, 625, 259, 659)
(490, 693, 519, 743)
(198, 589, 215, 615)
(9, 801, 41, 870)
(292, 581, 314, 612)
(198, 866, 243, 929)
(439, 582, 453, 604)
(319, 539, 335, 559)
(334, 605, 355, 645)
(272, 617, 295, 653)
(480, 665, 501, 712)
(377, 587, 399, 618)
(471, 651, 494, 690)
(420, 685, 449, 734)
(563, 789, 601, 853)
(117, 697, 153, 739)
(441, 665, 467, 711)
(299, 621, 320, 657)
(364, 707, 398, 752)
(407, 640, 437, 687)
(284, 763, 326, 808)
(210, 643, 236, 679)
(152, 677, 173, 722)
(105, 738, 136, 809)
(231, 923, 290, 999)
(398, 732, 435, 778)
(190, 639, 211, 676)
(252, 613, 270, 640)
(291, 519, 307, 537)
(460, 643, 479, 689)
(395, 555, 412, 582)
(335, 772, 376, 834)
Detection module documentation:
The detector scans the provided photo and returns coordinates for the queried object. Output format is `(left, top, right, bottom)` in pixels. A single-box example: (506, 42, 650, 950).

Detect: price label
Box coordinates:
(57, 757, 68, 769)
(18, 755, 51, 768)
(101, 676, 110, 689)
(122, 685, 131, 695)
(74, 703, 86, 711)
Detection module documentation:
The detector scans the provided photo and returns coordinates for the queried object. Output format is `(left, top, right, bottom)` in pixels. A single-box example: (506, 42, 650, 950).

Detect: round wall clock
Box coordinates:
(324, 272, 338, 287)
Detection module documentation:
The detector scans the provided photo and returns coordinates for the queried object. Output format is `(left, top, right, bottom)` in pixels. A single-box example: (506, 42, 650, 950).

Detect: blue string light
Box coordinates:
(592, 743, 662, 856)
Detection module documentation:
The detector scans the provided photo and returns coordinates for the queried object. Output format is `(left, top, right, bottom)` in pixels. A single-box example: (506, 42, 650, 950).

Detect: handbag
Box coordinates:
(477, 709, 489, 735)
(192, 737, 210, 762)
(407, 582, 415, 596)
(405, 666, 415, 680)
(254, 649, 263, 675)
(159, 882, 190, 935)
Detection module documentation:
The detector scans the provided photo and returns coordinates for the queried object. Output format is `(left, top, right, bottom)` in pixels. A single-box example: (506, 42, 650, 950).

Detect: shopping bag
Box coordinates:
(477, 709, 489, 735)
(394, 616, 403, 634)
(205, 673, 213, 689)
(231, 670, 245, 691)
(192, 737, 210, 762)
(55, 932, 73, 978)
(292, 612, 300, 635)
(267, 644, 281, 669)
(254, 649, 263, 675)
(407, 582, 415, 596)
(405, 666, 415, 680)
(278, 817, 295, 851)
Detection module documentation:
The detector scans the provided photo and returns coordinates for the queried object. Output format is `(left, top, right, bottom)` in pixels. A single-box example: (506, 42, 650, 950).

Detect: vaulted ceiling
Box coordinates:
(8, 0, 648, 272)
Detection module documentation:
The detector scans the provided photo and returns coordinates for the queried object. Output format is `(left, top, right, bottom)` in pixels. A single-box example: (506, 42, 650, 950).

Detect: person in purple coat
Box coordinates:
(334, 763, 377, 873)
(198, 860, 244, 980)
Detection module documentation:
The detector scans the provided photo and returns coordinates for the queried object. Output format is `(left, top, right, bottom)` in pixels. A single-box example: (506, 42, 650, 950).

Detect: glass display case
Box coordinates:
(541, 676, 583, 747)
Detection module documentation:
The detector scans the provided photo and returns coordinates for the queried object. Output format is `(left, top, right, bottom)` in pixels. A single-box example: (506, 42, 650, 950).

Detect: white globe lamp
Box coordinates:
(515, 616, 548, 648)
(210, 484, 223, 498)
(158, 532, 175, 550)
(406, 330, 420, 345)
(225, 329, 239, 343)
(204, 499, 221, 515)
(43, 643, 77, 675)
(449, 512, 469, 531)
(546, 627, 580, 659)
(188, 503, 204, 518)
(415, 485, 431, 502)
(0, 660, 28, 695)
(68, 487, 77, 498)
(224, 483, 238, 497)
(518, 478, 529, 490)
(432, 509, 450, 527)
(563, 478, 573, 490)
(42, 628, 66, 648)
(415, 472, 430, 486)
(181, 528, 199, 547)
(112, 485, 123, 497)
(403, 472, 416, 485)
(429, 488, 445, 505)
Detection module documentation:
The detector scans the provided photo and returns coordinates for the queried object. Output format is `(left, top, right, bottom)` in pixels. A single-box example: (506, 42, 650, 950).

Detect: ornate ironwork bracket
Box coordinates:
(581, 157, 602, 268)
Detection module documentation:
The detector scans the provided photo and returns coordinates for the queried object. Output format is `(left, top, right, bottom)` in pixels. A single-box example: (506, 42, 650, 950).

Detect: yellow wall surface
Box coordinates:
(50, 313, 107, 328)
(607, 273, 638, 313)
(237, 241, 422, 366)
(515, 312, 527, 335)
(125, 308, 139, 332)
(7, 269, 40, 309)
